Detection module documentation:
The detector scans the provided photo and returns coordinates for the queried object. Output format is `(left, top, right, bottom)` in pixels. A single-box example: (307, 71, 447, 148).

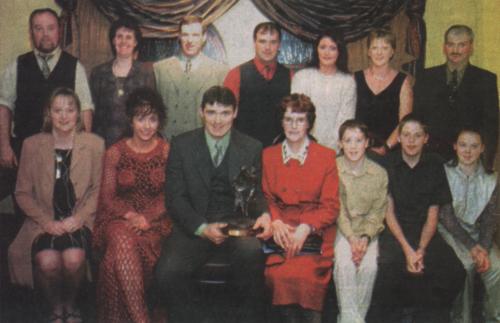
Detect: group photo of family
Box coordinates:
(0, 1, 499, 323)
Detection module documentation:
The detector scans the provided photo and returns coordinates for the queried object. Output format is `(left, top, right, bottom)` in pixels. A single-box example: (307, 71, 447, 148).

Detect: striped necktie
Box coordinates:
(39, 54, 53, 79)
(213, 141, 224, 167)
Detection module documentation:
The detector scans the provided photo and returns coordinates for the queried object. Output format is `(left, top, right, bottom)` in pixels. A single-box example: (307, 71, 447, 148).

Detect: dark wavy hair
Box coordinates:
(309, 30, 348, 73)
(122, 87, 166, 138)
(447, 126, 493, 173)
(109, 18, 142, 57)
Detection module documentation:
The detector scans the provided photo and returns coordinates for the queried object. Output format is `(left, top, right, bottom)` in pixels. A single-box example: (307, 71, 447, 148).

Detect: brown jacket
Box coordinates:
(8, 132, 104, 287)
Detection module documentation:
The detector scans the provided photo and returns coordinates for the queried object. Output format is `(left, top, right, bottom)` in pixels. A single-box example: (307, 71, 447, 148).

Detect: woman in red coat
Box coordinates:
(262, 93, 340, 322)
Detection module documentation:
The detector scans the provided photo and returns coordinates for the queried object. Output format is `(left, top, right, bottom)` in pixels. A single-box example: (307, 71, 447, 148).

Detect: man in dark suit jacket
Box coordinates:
(156, 86, 272, 323)
(414, 24, 499, 169)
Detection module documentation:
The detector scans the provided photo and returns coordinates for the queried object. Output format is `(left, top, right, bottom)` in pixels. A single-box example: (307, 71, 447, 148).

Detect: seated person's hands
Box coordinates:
(62, 215, 84, 233)
(349, 236, 369, 267)
(124, 211, 151, 233)
(404, 247, 424, 274)
(286, 224, 311, 258)
(254, 212, 272, 240)
(272, 219, 294, 249)
(202, 222, 228, 245)
(43, 220, 66, 236)
(470, 244, 490, 273)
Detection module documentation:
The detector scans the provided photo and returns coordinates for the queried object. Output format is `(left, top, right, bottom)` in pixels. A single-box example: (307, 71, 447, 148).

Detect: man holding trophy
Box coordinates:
(156, 86, 272, 323)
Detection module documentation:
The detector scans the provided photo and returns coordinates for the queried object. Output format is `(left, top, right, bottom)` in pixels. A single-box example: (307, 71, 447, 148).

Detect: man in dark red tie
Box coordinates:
(224, 22, 292, 147)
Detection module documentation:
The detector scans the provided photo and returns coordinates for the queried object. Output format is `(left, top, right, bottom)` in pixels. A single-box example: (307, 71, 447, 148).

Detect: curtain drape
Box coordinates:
(90, 0, 238, 38)
(252, 0, 409, 42)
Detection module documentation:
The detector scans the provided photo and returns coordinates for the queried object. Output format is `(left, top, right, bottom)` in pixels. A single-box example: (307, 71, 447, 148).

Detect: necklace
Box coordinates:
(370, 68, 389, 81)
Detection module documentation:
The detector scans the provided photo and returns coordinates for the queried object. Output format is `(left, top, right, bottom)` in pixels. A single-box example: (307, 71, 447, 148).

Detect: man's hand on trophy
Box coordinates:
(202, 222, 228, 245)
(254, 212, 273, 240)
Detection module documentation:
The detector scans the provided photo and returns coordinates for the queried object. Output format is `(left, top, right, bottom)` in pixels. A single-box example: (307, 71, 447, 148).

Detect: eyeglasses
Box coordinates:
(283, 116, 307, 126)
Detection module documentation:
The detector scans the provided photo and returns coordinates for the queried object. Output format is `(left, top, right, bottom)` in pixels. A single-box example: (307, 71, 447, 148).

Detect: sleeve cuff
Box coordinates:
(195, 223, 208, 236)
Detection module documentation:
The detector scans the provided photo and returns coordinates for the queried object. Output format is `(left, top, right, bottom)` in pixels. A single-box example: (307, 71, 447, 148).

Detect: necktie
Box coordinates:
(39, 54, 52, 79)
(264, 65, 272, 80)
(213, 141, 224, 167)
(448, 70, 458, 106)
(450, 70, 458, 92)
(185, 59, 192, 73)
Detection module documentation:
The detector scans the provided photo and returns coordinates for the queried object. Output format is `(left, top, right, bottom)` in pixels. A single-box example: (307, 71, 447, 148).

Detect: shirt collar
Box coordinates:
(205, 129, 231, 156)
(34, 47, 62, 72)
(392, 149, 432, 168)
(178, 53, 204, 72)
(446, 61, 468, 84)
(282, 137, 310, 165)
(449, 161, 486, 179)
(253, 57, 277, 80)
(338, 156, 375, 176)
(34, 47, 61, 60)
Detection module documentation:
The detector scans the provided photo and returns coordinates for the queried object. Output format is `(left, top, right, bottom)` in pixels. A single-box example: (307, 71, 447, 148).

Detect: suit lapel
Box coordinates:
(192, 129, 213, 188)
(70, 133, 85, 174)
(459, 64, 474, 92)
(438, 64, 448, 88)
(38, 135, 55, 202)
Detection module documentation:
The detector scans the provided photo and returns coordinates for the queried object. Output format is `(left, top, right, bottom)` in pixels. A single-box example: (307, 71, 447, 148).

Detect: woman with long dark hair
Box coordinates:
(291, 30, 356, 152)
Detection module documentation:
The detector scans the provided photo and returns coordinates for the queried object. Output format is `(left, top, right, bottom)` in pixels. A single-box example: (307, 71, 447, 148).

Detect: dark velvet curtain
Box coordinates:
(89, 0, 237, 38)
(252, 0, 409, 42)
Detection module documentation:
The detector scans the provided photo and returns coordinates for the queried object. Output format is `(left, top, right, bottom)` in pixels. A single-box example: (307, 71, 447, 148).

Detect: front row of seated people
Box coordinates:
(7, 85, 500, 323)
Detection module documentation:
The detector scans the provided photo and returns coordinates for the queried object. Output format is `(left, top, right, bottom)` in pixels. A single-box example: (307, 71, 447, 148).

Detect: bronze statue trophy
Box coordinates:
(222, 165, 262, 237)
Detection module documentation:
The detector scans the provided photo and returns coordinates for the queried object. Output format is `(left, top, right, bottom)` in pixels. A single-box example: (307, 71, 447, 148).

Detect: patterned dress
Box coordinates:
(93, 139, 171, 323)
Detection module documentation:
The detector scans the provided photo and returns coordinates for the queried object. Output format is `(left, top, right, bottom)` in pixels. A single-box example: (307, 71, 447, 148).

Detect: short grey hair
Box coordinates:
(444, 25, 474, 43)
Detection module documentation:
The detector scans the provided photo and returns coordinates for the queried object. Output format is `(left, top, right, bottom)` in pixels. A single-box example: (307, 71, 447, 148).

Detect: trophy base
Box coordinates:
(222, 217, 261, 237)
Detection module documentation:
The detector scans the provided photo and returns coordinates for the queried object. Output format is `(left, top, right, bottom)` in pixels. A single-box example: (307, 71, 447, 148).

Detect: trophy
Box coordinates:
(222, 165, 262, 237)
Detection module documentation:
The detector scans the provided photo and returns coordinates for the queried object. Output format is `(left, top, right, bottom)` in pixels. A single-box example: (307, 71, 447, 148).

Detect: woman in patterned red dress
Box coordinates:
(262, 94, 340, 322)
(93, 87, 171, 323)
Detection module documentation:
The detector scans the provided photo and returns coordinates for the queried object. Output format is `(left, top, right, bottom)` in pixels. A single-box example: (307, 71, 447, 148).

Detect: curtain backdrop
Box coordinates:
(252, 0, 407, 42)
(90, 0, 237, 38)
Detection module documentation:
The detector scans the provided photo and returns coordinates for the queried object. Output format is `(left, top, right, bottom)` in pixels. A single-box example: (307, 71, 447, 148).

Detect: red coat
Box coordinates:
(262, 141, 339, 311)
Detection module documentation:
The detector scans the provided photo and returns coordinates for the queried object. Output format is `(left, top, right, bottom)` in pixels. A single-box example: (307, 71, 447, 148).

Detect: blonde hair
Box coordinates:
(42, 87, 83, 133)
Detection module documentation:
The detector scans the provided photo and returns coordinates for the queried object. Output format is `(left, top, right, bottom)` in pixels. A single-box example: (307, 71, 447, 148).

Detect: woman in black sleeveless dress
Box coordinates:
(355, 29, 413, 155)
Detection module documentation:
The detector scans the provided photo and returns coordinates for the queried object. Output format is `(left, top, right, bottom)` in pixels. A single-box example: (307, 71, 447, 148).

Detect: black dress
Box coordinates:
(355, 71, 406, 147)
(32, 149, 91, 255)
